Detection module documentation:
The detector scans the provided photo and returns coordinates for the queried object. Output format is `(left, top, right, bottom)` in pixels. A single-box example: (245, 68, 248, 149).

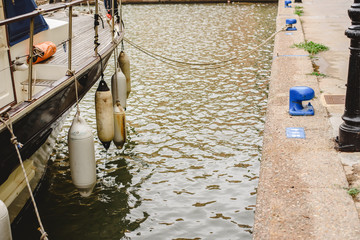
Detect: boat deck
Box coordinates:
(39, 5, 115, 68)
(9, 3, 123, 104)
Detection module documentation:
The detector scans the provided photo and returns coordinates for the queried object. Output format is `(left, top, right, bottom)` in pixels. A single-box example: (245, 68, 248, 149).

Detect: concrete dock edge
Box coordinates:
(253, 1, 360, 239)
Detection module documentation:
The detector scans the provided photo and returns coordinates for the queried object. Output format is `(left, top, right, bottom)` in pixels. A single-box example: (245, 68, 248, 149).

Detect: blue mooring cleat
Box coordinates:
(285, 0, 292, 8)
(289, 86, 315, 116)
(286, 18, 297, 31)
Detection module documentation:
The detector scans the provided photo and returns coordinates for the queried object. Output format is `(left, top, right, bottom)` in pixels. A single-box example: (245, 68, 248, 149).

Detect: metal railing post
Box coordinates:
(68, 5, 73, 72)
(27, 17, 34, 101)
(111, 0, 115, 42)
(337, 0, 360, 151)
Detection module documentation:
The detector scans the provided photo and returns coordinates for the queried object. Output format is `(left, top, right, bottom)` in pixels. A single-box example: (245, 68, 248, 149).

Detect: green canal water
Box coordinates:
(13, 3, 276, 239)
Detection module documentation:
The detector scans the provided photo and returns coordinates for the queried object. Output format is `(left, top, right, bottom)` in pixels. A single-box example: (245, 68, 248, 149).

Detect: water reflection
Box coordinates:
(13, 3, 276, 240)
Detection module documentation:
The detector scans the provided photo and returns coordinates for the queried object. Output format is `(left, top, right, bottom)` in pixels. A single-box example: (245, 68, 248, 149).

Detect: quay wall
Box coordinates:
(253, 0, 360, 239)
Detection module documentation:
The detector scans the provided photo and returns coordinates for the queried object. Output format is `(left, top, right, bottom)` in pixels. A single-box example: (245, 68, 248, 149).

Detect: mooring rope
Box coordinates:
(123, 27, 286, 70)
(0, 115, 49, 240)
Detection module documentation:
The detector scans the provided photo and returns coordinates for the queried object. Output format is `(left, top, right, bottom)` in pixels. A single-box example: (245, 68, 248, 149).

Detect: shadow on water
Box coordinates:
(12, 127, 149, 240)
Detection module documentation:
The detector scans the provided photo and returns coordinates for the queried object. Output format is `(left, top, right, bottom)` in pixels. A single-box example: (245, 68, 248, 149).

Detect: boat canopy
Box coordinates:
(4, 0, 49, 46)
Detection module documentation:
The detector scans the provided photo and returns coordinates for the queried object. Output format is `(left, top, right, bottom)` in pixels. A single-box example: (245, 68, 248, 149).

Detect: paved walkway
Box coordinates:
(254, 0, 360, 239)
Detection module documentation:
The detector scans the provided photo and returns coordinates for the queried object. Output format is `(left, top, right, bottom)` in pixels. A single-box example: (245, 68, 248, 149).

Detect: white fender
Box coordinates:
(68, 114, 96, 197)
(118, 51, 131, 97)
(13, 61, 28, 71)
(111, 70, 127, 110)
(0, 200, 12, 240)
(113, 101, 126, 149)
(95, 79, 114, 149)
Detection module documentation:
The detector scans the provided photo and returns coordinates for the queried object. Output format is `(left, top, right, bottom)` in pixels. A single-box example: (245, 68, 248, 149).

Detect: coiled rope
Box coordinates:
(123, 26, 286, 70)
(0, 115, 49, 240)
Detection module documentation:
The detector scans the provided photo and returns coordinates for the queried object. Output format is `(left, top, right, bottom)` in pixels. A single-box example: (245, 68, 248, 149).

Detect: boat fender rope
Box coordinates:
(40, 232, 48, 240)
(10, 136, 23, 149)
(94, 13, 104, 29)
(115, 13, 120, 24)
(94, 14, 104, 52)
(94, 34, 100, 52)
(98, 53, 105, 81)
(67, 70, 81, 114)
(62, 42, 67, 52)
(0, 115, 49, 240)
(94, 14, 100, 52)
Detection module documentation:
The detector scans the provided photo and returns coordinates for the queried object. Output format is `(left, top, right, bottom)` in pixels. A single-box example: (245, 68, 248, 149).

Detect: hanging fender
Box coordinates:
(118, 51, 131, 98)
(95, 79, 114, 149)
(111, 70, 127, 110)
(113, 101, 126, 149)
(68, 114, 96, 197)
(0, 200, 12, 240)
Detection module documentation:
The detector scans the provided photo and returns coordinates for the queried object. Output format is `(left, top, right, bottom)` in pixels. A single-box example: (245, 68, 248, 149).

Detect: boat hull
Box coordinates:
(0, 52, 113, 220)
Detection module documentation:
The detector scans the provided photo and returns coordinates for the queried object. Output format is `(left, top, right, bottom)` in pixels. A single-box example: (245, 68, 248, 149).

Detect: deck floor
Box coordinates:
(40, 5, 114, 67)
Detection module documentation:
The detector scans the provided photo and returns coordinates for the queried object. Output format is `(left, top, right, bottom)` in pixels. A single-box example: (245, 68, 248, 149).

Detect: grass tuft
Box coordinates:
(294, 6, 304, 16)
(308, 72, 326, 77)
(347, 188, 360, 197)
(293, 41, 329, 55)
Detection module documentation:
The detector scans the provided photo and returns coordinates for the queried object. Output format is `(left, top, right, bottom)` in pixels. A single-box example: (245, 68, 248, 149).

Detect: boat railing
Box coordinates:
(0, 0, 115, 102)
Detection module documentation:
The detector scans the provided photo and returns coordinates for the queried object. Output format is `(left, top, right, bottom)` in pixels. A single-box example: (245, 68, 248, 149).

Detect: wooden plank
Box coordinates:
(40, 11, 113, 67)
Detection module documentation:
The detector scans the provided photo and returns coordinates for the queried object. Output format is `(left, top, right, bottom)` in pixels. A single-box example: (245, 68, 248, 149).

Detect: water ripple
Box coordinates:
(14, 3, 276, 240)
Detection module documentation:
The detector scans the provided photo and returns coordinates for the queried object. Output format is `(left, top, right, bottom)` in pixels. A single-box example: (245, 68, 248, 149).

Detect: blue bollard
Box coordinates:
(289, 86, 315, 116)
(286, 19, 297, 31)
(285, 0, 292, 8)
